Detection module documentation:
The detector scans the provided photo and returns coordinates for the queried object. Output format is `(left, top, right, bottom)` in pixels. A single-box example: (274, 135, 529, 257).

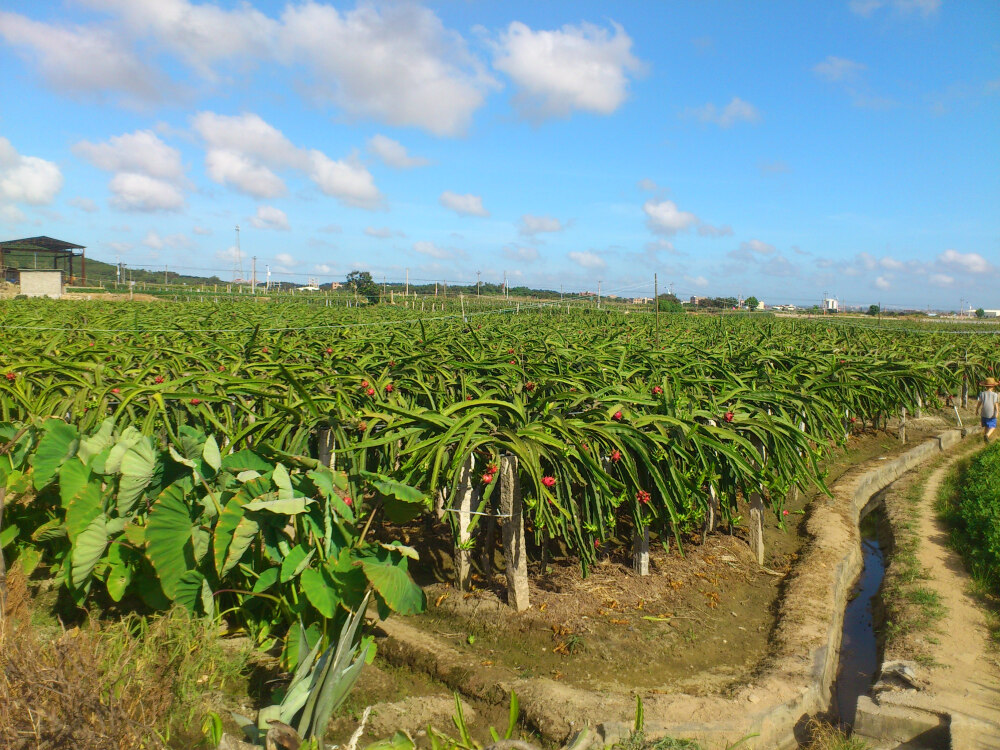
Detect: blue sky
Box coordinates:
(0, 0, 997, 310)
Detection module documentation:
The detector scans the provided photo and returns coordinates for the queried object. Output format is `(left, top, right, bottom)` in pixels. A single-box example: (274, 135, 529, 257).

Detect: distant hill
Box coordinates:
(76, 257, 226, 287)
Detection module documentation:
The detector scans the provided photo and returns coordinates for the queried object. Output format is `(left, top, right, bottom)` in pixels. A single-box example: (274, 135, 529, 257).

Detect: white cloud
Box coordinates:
(143, 230, 164, 249)
(193, 112, 303, 168)
(493, 20, 643, 119)
(643, 200, 698, 235)
(567, 250, 606, 270)
(318, 223, 342, 234)
(440, 191, 489, 217)
(813, 56, 867, 83)
(0, 137, 63, 206)
(685, 97, 761, 128)
(812, 56, 895, 109)
(108, 172, 184, 211)
(193, 112, 380, 207)
(938, 248, 992, 274)
(80, 0, 277, 75)
(365, 227, 393, 239)
(644, 239, 679, 256)
(880, 256, 905, 270)
(70, 196, 99, 213)
(193, 111, 301, 197)
(697, 223, 733, 238)
(206, 150, 286, 198)
(274, 252, 297, 267)
(413, 240, 451, 260)
(929, 273, 954, 286)
(74, 130, 184, 180)
(849, 0, 940, 17)
(0, 205, 27, 223)
(874, 275, 891, 290)
(367, 134, 430, 169)
(684, 274, 709, 288)
(142, 230, 191, 250)
(519, 214, 565, 236)
(0, 11, 165, 104)
(250, 205, 290, 231)
(277, 3, 492, 136)
(308, 152, 381, 209)
(313, 263, 334, 274)
(637, 178, 661, 192)
(742, 239, 776, 255)
(503, 245, 539, 263)
(74, 130, 186, 211)
(215, 245, 242, 264)
(192, 225, 212, 235)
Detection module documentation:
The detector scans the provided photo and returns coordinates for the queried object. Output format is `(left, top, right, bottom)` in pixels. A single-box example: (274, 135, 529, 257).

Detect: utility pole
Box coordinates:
(164, 265, 168, 287)
(251, 256, 257, 295)
(405, 268, 409, 297)
(878, 301, 881, 327)
(476, 270, 481, 298)
(503, 270, 507, 300)
(598, 281, 602, 310)
(654, 273, 659, 346)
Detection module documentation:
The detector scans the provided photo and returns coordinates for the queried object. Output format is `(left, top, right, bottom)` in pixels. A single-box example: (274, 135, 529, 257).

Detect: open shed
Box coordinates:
(0, 236, 86, 284)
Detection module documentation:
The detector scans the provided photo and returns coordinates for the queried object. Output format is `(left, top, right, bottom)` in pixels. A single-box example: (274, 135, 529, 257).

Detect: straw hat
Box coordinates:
(982, 377, 999, 388)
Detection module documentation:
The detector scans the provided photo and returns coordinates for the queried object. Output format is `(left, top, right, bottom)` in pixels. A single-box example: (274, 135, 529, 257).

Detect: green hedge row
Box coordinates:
(954, 442, 1000, 593)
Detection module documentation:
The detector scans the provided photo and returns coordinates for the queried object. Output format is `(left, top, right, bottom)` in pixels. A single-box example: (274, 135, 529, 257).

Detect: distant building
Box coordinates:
(981, 309, 1000, 318)
(823, 298, 839, 312)
(631, 297, 653, 304)
(690, 295, 706, 305)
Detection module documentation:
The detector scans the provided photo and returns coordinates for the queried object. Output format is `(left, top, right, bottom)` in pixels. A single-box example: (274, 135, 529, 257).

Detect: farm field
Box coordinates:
(1, 297, 999, 748)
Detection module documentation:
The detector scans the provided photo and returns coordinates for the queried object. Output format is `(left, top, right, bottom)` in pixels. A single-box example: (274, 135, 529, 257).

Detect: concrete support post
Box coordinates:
(435, 487, 447, 521)
(749, 435, 767, 566)
(480, 516, 496, 578)
(499, 456, 529, 610)
(748, 492, 765, 566)
(899, 407, 907, 444)
(317, 428, 335, 470)
(454, 455, 475, 591)
(915, 393, 922, 419)
(632, 526, 650, 576)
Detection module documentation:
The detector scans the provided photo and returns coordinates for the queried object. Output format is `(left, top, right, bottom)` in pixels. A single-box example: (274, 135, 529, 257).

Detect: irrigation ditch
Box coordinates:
(352, 426, 976, 750)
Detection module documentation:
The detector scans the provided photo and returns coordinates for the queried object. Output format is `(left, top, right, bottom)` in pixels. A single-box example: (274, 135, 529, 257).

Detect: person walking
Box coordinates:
(975, 377, 999, 443)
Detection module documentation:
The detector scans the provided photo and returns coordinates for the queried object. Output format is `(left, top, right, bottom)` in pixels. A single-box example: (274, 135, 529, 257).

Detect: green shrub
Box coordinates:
(954, 443, 1000, 593)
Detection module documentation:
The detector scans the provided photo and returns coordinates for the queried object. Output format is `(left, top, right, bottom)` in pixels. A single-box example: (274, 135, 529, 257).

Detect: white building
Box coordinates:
(823, 298, 839, 312)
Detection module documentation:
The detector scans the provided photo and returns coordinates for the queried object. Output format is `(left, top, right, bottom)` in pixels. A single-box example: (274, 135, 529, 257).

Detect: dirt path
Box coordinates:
(913, 449, 1000, 744)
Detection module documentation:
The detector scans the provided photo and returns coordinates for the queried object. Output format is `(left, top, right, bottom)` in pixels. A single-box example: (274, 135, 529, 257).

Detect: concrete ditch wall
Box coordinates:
(376, 429, 971, 750)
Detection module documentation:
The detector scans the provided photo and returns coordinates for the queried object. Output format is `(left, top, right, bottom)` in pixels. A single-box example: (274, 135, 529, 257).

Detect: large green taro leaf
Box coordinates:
(359, 554, 425, 616)
(146, 484, 196, 599)
(32, 420, 80, 489)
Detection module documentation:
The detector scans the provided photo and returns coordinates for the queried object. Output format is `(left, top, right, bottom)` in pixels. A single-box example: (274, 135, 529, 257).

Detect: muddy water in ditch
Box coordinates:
(834, 504, 886, 726)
